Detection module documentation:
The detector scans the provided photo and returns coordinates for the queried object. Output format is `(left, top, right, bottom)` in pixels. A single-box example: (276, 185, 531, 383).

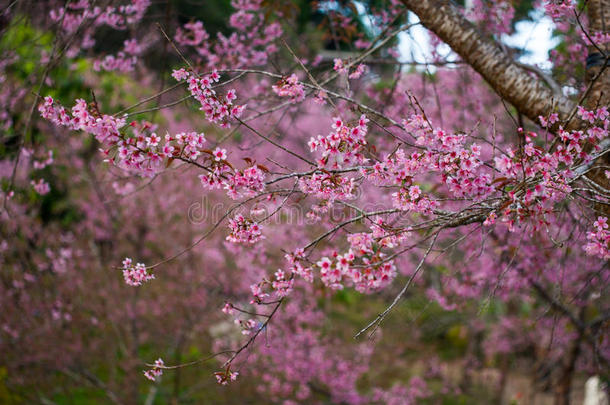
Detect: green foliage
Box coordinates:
(51, 388, 108, 405)
(441, 394, 475, 405)
(0, 368, 22, 405)
(0, 19, 53, 80)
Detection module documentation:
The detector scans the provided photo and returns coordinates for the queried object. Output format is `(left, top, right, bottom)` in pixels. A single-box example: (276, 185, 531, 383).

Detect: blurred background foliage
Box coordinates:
(0, 1, 584, 404)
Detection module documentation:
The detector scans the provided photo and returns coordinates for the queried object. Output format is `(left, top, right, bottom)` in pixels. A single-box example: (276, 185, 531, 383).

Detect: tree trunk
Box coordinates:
(554, 331, 583, 405)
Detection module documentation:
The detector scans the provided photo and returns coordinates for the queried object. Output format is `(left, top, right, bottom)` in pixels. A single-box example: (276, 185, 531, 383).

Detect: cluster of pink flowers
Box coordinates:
(372, 377, 431, 405)
(584, 217, 609, 260)
(543, 0, 575, 20)
(392, 184, 438, 215)
(50, 0, 150, 33)
(250, 281, 270, 302)
(581, 31, 610, 47)
(339, 225, 406, 292)
(270, 269, 294, 297)
(365, 147, 425, 187)
(303, 200, 334, 222)
(492, 107, 608, 231)
(39, 96, 231, 178)
(221, 252, 303, 307)
(426, 287, 457, 311)
(492, 147, 571, 231)
(33, 150, 54, 170)
(143, 358, 164, 381)
(348, 63, 368, 79)
(261, 220, 407, 293)
(359, 109, 608, 233)
(333, 58, 348, 74)
(49, 0, 93, 34)
(226, 214, 264, 244)
(308, 115, 370, 168)
(175, 21, 209, 46)
(284, 248, 313, 283)
(577, 106, 609, 125)
(234, 318, 259, 336)
(246, 275, 292, 303)
(538, 112, 560, 127)
(49, 0, 150, 59)
(214, 369, 239, 385)
(168, 131, 207, 160)
(93, 39, 143, 73)
(363, 117, 490, 215)
(39, 97, 164, 176)
(271, 74, 305, 102)
(333, 59, 368, 79)
(407, 117, 491, 199)
(39, 96, 123, 141)
(174, 0, 282, 70)
(45, 245, 74, 275)
(221, 302, 235, 315)
(121, 258, 154, 286)
(313, 89, 328, 105)
(547, 7, 587, 84)
(299, 172, 356, 203)
(198, 158, 266, 200)
(466, 0, 515, 35)
(110, 124, 206, 176)
(224, 165, 266, 199)
(198, 164, 230, 191)
(39, 96, 126, 154)
(30, 178, 51, 195)
(172, 68, 245, 128)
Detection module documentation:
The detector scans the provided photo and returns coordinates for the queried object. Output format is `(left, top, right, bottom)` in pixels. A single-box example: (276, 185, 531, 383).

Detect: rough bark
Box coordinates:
(400, 0, 576, 123)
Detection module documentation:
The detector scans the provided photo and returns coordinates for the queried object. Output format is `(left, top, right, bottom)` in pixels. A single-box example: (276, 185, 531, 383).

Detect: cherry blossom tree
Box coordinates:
(1, 0, 608, 403)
